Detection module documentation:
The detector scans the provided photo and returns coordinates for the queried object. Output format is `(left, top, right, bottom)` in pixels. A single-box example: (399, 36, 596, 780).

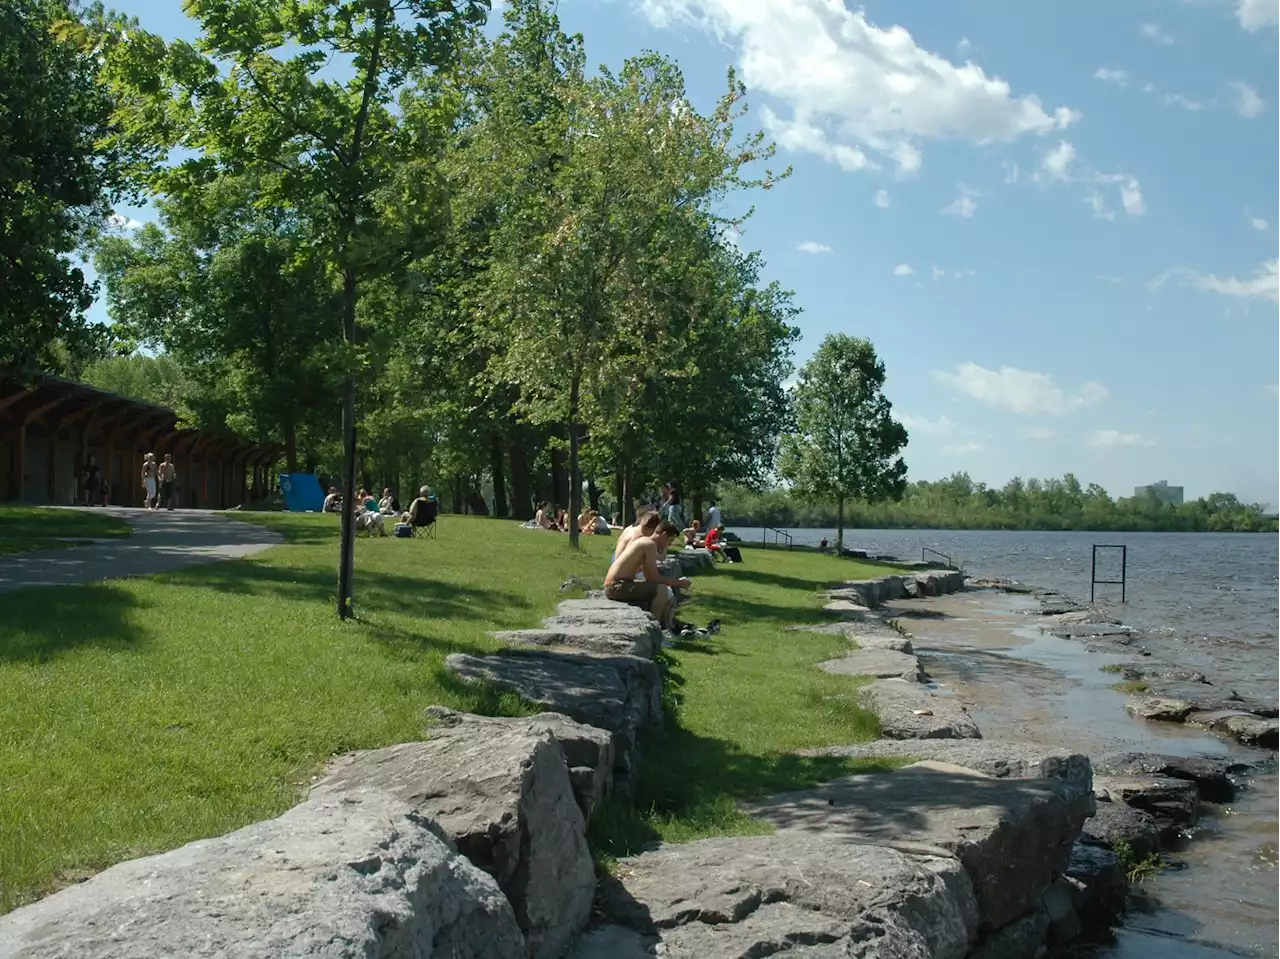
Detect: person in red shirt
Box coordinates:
(704, 524, 725, 560)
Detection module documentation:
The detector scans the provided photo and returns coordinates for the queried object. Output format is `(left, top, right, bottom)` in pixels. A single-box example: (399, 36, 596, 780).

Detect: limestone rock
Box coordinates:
(854, 634, 915, 653)
(1064, 842, 1128, 936)
(968, 909, 1050, 959)
(1124, 697, 1195, 722)
(1221, 714, 1278, 748)
(0, 792, 525, 959)
(1143, 683, 1246, 713)
(493, 626, 658, 659)
(1116, 663, 1208, 685)
(423, 707, 615, 823)
(798, 740, 1093, 799)
(743, 761, 1090, 932)
(564, 926, 658, 959)
(818, 647, 922, 681)
(1093, 775, 1199, 826)
(595, 833, 979, 959)
(856, 679, 983, 740)
(1079, 800, 1166, 859)
(313, 725, 595, 959)
(1095, 752, 1241, 804)
(824, 598, 871, 614)
(542, 600, 660, 642)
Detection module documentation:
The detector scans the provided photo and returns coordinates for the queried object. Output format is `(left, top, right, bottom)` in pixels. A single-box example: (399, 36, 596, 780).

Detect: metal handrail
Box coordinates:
(922, 546, 952, 567)
(1091, 544, 1127, 603)
(762, 526, 794, 550)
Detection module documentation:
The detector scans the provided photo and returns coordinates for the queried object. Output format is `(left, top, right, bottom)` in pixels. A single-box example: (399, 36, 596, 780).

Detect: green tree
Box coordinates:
(106, 0, 489, 616)
(80, 352, 188, 410)
(779, 334, 907, 551)
(0, 0, 137, 373)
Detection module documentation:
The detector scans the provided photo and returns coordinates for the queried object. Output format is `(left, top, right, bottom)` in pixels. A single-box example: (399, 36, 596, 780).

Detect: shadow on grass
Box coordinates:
(715, 568, 826, 592)
(0, 584, 144, 663)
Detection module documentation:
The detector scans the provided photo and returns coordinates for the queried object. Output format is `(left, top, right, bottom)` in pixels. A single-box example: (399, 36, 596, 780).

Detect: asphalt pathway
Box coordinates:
(0, 507, 283, 595)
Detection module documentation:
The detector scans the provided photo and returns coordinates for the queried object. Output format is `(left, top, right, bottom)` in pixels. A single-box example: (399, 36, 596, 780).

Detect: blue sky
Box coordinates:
(95, 0, 1280, 506)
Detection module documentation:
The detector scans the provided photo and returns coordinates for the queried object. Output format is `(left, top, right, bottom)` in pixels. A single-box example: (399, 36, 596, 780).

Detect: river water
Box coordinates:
(731, 526, 1279, 957)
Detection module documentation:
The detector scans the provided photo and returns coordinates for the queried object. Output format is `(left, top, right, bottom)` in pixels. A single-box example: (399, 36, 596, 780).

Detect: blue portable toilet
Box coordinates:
(279, 473, 327, 512)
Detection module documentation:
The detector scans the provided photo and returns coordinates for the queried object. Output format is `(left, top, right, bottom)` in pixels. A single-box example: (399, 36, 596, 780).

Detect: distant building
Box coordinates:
(1134, 480, 1184, 507)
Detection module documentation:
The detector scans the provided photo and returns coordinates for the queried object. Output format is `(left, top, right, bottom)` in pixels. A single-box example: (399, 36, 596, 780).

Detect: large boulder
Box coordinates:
(1124, 697, 1195, 722)
(542, 600, 661, 644)
(312, 722, 596, 959)
(1064, 843, 1128, 936)
(1092, 775, 1199, 826)
(1187, 711, 1280, 749)
(0, 792, 525, 959)
(743, 760, 1091, 932)
(423, 707, 616, 823)
(818, 647, 923, 681)
(492, 626, 658, 660)
(592, 833, 979, 959)
(1095, 752, 1242, 804)
(855, 679, 983, 739)
(1079, 800, 1166, 859)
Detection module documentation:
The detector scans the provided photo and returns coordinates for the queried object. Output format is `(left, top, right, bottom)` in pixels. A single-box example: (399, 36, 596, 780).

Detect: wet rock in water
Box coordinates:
(855, 678, 983, 740)
(1117, 663, 1209, 684)
(1142, 683, 1247, 713)
(423, 707, 615, 822)
(1080, 799, 1166, 859)
(0, 792, 526, 959)
(1093, 774, 1200, 826)
(967, 909, 1050, 959)
(1222, 714, 1279, 748)
(313, 721, 596, 959)
(1124, 696, 1195, 723)
(592, 832, 979, 959)
(742, 760, 1090, 932)
(818, 647, 923, 681)
(1095, 752, 1240, 804)
(1046, 621, 1134, 638)
(1065, 842, 1128, 936)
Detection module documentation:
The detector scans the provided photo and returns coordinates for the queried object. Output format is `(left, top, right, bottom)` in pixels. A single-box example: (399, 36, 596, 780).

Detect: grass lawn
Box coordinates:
(0, 513, 899, 912)
(0, 505, 132, 540)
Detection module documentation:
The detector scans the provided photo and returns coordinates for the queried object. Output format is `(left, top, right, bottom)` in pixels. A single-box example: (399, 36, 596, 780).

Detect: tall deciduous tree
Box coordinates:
(0, 0, 136, 373)
(779, 334, 908, 551)
(105, 0, 488, 616)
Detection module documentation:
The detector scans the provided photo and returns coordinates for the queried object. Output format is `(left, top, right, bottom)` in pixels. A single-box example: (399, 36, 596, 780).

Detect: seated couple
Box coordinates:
(603, 514, 690, 631)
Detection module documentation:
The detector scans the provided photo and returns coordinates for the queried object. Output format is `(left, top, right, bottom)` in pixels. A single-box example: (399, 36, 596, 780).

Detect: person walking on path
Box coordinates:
(141, 453, 158, 510)
(158, 454, 178, 510)
(81, 456, 101, 506)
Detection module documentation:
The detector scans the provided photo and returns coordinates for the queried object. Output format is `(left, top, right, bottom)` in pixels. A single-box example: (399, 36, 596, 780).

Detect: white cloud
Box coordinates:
(1093, 68, 1129, 87)
(935, 362, 1110, 415)
(1140, 22, 1175, 45)
(956, 36, 973, 55)
(1088, 429, 1156, 449)
(107, 213, 142, 230)
(952, 268, 977, 279)
(1142, 82, 1156, 94)
(1040, 140, 1077, 181)
(942, 189, 978, 218)
(1231, 82, 1267, 118)
(931, 266, 946, 280)
(873, 189, 891, 208)
(797, 240, 833, 254)
(942, 441, 984, 455)
(1086, 191, 1116, 220)
(898, 413, 958, 435)
(1163, 93, 1206, 111)
(1149, 260, 1280, 302)
(893, 263, 915, 276)
(1248, 212, 1269, 231)
(633, 1, 1079, 177)
(1018, 427, 1058, 441)
(1237, 0, 1279, 31)
(1120, 178, 1145, 216)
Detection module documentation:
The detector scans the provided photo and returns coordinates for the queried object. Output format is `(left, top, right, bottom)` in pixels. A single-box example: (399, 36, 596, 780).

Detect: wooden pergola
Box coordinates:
(0, 374, 281, 509)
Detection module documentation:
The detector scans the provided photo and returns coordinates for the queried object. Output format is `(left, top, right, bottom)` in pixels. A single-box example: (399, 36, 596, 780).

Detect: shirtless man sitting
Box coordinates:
(604, 520, 690, 630)
(612, 508, 658, 562)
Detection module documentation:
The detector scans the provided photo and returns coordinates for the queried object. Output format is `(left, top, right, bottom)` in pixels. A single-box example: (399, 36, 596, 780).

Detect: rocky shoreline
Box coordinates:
(1, 555, 1271, 958)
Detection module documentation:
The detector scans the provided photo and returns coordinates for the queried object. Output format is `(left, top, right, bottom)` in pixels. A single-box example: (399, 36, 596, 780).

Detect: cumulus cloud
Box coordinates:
(1237, 0, 1279, 31)
(1248, 212, 1269, 231)
(1150, 260, 1279, 302)
(1088, 429, 1156, 449)
(1140, 22, 1175, 45)
(1231, 82, 1267, 118)
(633, 0, 1078, 176)
(1093, 68, 1129, 87)
(1085, 191, 1115, 221)
(942, 188, 978, 218)
(107, 213, 143, 230)
(1163, 93, 1206, 111)
(1035, 142, 1143, 218)
(1120, 179, 1145, 216)
(897, 412, 958, 435)
(1040, 141, 1077, 182)
(932, 266, 946, 280)
(893, 263, 915, 276)
(797, 240, 833, 254)
(873, 189, 891, 208)
(935, 362, 1109, 415)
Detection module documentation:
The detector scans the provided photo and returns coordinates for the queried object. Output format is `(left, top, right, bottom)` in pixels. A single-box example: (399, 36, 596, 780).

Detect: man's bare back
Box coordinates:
(603, 522, 690, 629)
(606, 536, 662, 585)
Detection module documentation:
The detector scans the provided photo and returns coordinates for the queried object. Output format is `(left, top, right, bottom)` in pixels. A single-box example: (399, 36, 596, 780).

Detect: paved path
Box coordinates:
(0, 507, 284, 595)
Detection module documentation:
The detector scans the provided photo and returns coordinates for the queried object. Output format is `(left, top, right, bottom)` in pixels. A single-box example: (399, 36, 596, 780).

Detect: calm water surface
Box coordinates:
(731, 527, 1279, 957)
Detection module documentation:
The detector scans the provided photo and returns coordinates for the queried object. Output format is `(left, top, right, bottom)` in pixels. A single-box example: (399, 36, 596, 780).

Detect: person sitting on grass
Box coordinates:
(704, 522, 727, 560)
(379, 488, 396, 514)
(603, 520, 691, 631)
(323, 487, 342, 513)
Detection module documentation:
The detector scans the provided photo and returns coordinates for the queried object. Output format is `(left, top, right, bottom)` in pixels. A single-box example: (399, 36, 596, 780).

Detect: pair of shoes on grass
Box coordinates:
(673, 618, 722, 639)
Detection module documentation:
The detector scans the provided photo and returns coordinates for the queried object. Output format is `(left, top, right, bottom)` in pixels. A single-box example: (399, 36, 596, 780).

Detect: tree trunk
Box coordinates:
(550, 447, 567, 511)
(509, 432, 532, 519)
(837, 493, 845, 553)
(692, 491, 704, 527)
(337, 267, 358, 620)
(567, 375, 581, 549)
(452, 474, 463, 514)
(587, 479, 600, 511)
(622, 457, 635, 525)
(613, 469, 624, 524)
(490, 432, 509, 518)
(284, 420, 298, 473)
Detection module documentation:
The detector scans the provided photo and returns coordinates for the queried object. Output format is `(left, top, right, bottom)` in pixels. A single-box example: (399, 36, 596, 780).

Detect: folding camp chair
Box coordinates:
(410, 499, 439, 539)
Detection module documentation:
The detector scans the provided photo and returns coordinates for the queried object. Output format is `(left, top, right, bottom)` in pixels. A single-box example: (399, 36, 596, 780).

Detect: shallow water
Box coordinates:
(736, 527, 1279, 957)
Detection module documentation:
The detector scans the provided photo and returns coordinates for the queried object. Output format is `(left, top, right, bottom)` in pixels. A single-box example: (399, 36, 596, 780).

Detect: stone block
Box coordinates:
(743, 761, 1091, 932)
(1064, 842, 1128, 936)
(1093, 775, 1199, 826)
(1124, 697, 1195, 722)
(313, 724, 595, 959)
(595, 833, 978, 959)
(1079, 800, 1166, 859)
(1095, 752, 1241, 803)
(0, 792, 525, 959)
(856, 679, 983, 739)
(818, 647, 923, 681)
(493, 626, 658, 659)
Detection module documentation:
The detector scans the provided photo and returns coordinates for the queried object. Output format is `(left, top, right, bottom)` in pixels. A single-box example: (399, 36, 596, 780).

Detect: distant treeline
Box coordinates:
(719, 473, 1278, 533)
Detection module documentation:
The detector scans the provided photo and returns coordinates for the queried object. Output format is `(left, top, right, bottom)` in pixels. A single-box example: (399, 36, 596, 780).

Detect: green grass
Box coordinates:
(1099, 664, 1126, 674)
(0, 505, 132, 540)
(1112, 839, 1163, 883)
(1109, 680, 1150, 694)
(0, 516, 900, 911)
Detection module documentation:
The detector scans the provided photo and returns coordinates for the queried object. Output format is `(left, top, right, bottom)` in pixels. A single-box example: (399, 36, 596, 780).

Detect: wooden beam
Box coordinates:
(0, 387, 37, 415)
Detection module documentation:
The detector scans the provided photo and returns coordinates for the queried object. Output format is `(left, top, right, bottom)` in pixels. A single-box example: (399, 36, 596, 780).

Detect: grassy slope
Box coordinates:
(0, 514, 894, 911)
(0, 506, 132, 540)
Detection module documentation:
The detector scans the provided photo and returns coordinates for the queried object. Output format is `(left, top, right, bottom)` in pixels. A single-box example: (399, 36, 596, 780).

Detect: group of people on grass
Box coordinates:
(77, 452, 177, 509)
(530, 502, 614, 535)
(322, 484, 438, 536)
